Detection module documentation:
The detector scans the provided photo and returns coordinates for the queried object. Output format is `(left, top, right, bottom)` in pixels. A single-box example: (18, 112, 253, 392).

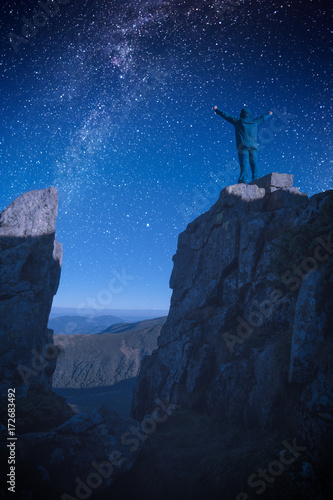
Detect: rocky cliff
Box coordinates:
(0, 188, 62, 396)
(0, 189, 148, 500)
(129, 173, 333, 499)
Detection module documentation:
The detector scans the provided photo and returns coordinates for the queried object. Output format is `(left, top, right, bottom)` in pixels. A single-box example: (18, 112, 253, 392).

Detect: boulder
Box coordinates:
(249, 172, 294, 189)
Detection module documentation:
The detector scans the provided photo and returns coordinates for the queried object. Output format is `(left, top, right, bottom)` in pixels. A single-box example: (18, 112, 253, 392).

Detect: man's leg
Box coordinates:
(249, 149, 259, 180)
(238, 148, 249, 183)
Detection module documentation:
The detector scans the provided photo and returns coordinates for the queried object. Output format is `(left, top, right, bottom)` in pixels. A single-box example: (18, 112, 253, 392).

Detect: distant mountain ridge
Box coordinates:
(48, 314, 125, 335)
(100, 316, 167, 334)
(49, 307, 169, 321)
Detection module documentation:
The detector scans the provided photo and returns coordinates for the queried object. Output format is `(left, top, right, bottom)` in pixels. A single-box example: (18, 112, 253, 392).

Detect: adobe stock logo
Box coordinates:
(8, 0, 71, 53)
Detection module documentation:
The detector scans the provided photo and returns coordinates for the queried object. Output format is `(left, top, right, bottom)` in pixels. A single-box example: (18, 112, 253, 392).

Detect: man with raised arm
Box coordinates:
(213, 105, 273, 183)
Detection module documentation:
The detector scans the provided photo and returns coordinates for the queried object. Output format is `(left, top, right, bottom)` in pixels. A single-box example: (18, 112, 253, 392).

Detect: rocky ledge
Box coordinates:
(129, 173, 333, 499)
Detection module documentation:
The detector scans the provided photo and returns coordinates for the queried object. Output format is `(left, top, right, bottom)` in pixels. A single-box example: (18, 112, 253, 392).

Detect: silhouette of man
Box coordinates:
(213, 105, 273, 183)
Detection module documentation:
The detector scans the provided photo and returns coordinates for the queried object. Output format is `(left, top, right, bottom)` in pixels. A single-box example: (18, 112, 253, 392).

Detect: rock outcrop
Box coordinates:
(130, 173, 333, 499)
(0, 188, 62, 396)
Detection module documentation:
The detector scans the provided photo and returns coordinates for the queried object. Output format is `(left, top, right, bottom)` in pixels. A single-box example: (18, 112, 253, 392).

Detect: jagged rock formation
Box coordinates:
(0, 188, 62, 395)
(130, 173, 333, 499)
(53, 317, 165, 388)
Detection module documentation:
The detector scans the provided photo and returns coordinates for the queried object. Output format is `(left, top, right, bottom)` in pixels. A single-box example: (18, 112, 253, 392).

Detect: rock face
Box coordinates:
(0, 188, 62, 395)
(53, 317, 165, 388)
(131, 173, 333, 497)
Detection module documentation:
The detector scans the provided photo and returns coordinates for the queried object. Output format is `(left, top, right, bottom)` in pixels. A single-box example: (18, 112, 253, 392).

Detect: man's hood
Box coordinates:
(240, 107, 251, 119)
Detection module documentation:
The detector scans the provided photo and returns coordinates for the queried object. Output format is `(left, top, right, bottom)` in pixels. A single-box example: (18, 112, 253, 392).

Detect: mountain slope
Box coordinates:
(101, 316, 167, 334)
(53, 317, 166, 388)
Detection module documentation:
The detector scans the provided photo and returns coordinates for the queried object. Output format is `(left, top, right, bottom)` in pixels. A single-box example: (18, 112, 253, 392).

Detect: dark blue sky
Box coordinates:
(0, 0, 331, 311)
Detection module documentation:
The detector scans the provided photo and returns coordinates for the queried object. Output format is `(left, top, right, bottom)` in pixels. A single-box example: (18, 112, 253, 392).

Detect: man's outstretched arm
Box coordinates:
(213, 106, 237, 125)
(255, 110, 273, 126)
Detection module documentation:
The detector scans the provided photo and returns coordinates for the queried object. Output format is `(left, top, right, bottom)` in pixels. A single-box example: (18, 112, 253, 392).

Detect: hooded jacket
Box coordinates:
(215, 107, 271, 151)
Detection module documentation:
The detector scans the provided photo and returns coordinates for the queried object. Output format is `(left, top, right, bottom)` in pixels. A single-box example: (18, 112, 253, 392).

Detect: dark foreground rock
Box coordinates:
(16, 406, 145, 500)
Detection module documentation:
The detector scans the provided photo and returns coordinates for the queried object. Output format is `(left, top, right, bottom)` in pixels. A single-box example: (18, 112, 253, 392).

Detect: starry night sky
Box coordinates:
(0, 0, 331, 312)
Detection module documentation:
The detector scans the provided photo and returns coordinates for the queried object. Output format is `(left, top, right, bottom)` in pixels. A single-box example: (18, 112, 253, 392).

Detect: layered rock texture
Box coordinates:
(0, 188, 62, 395)
(130, 173, 333, 499)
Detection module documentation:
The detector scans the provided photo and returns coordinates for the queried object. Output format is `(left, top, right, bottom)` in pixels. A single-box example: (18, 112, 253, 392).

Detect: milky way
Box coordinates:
(0, 0, 331, 310)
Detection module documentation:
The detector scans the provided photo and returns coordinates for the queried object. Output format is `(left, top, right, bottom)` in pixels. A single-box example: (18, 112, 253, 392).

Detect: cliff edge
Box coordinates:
(0, 188, 62, 396)
(129, 173, 333, 499)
